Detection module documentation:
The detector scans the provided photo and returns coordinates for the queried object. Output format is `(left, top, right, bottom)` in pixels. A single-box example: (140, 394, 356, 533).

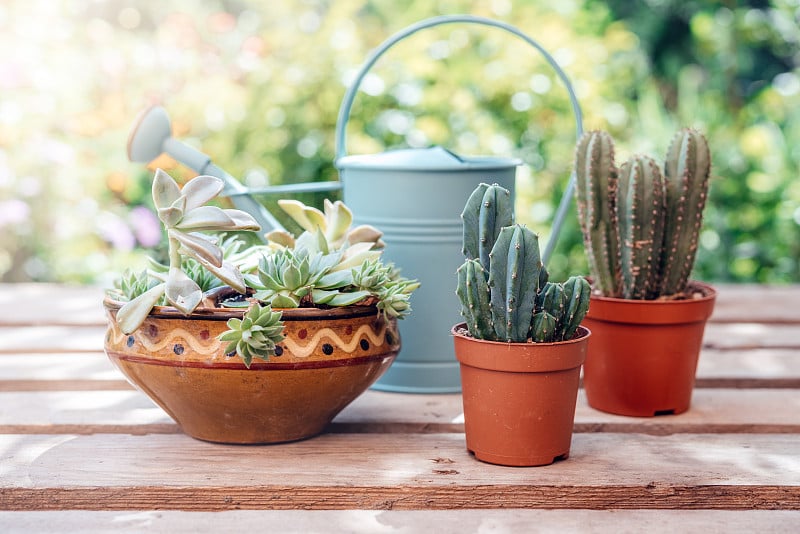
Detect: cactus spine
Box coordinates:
(574, 131, 622, 297)
(618, 155, 666, 299)
(456, 183, 590, 343)
(660, 128, 711, 296)
(574, 128, 711, 299)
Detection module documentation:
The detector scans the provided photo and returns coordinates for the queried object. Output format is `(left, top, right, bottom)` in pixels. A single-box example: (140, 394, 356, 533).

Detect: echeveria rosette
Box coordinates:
(116, 169, 260, 334)
(219, 303, 286, 368)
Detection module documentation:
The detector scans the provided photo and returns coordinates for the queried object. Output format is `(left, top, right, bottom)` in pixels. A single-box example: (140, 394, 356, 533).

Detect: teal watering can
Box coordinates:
(335, 15, 583, 392)
(127, 14, 583, 393)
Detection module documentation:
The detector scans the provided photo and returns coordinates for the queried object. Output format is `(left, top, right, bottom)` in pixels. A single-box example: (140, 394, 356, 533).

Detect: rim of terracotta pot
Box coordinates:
(586, 281, 717, 325)
(451, 324, 590, 373)
(103, 296, 379, 322)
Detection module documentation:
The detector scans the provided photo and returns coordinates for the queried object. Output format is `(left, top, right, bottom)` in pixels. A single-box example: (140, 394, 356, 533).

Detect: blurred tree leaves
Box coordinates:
(1, 0, 798, 284)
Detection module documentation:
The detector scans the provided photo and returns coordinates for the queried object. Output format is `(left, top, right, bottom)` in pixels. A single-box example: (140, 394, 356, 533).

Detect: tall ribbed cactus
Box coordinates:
(461, 183, 513, 269)
(618, 155, 666, 299)
(573, 128, 711, 299)
(456, 183, 590, 343)
(574, 131, 622, 297)
(660, 128, 711, 296)
(489, 225, 544, 342)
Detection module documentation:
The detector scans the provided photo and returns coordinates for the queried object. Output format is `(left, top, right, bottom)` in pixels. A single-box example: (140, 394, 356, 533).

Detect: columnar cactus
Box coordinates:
(660, 129, 711, 296)
(489, 225, 544, 342)
(574, 131, 621, 297)
(456, 183, 590, 343)
(618, 155, 666, 299)
(574, 128, 711, 299)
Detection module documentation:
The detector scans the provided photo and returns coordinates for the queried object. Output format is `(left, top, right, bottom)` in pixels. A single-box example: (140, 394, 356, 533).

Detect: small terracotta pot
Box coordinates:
(582, 281, 716, 417)
(104, 298, 399, 444)
(452, 325, 590, 467)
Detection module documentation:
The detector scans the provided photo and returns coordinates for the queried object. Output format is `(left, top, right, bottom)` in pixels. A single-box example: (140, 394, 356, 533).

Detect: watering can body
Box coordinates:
(337, 147, 519, 392)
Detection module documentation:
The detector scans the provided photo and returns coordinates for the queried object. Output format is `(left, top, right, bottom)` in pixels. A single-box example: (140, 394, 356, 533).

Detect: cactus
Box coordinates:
(560, 276, 591, 340)
(461, 183, 513, 270)
(617, 155, 667, 299)
(456, 183, 590, 344)
(456, 259, 494, 339)
(660, 128, 711, 296)
(574, 131, 622, 297)
(489, 225, 544, 342)
(532, 277, 591, 342)
(573, 128, 711, 299)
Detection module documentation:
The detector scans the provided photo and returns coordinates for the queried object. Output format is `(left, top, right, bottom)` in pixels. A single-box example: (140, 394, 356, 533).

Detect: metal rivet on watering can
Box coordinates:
(335, 15, 583, 393)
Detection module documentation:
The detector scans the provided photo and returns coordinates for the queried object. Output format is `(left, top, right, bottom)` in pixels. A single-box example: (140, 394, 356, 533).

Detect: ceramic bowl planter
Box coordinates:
(452, 325, 590, 467)
(104, 298, 399, 444)
(582, 282, 716, 417)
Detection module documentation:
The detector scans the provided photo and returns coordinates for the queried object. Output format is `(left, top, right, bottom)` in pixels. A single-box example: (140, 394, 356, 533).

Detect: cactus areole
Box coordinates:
(574, 128, 712, 300)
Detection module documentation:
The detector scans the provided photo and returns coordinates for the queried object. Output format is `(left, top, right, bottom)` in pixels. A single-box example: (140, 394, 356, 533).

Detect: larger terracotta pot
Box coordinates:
(452, 324, 590, 467)
(104, 298, 399, 444)
(582, 281, 716, 417)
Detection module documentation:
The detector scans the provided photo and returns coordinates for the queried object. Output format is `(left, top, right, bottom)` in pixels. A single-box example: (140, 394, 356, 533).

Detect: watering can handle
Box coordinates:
(334, 14, 583, 264)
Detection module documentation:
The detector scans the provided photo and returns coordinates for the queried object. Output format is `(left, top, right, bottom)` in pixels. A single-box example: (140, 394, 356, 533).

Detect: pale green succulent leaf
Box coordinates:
(317, 269, 353, 289)
(278, 199, 318, 232)
(170, 229, 223, 268)
(347, 224, 383, 247)
(271, 293, 300, 308)
(165, 268, 203, 315)
(323, 199, 352, 244)
(265, 230, 295, 249)
(195, 257, 246, 294)
(181, 175, 225, 212)
(331, 243, 381, 272)
(325, 290, 371, 307)
(116, 283, 167, 334)
(152, 169, 181, 211)
(175, 206, 237, 231)
(222, 209, 260, 231)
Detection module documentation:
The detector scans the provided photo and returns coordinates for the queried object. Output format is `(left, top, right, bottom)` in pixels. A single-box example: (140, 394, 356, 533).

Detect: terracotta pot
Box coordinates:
(451, 325, 590, 467)
(104, 298, 399, 444)
(582, 282, 716, 417)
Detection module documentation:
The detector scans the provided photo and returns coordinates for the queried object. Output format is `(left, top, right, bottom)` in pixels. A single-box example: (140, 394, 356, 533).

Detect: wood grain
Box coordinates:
(1, 433, 798, 510)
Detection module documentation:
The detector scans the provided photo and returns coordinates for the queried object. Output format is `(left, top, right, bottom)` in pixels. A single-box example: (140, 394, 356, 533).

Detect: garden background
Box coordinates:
(1, 0, 798, 286)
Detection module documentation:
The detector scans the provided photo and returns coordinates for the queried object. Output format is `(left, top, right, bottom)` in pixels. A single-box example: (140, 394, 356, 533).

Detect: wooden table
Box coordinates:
(0, 284, 798, 531)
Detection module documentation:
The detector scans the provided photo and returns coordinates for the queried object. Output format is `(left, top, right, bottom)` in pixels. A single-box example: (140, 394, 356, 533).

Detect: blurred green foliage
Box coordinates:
(1, 0, 798, 284)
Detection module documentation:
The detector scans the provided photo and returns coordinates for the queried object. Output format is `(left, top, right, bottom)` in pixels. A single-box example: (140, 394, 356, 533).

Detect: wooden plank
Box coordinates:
(0, 433, 798, 510)
(711, 285, 800, 324)
(0, 284, 105, 327)
(696, 348, 800, 388)
(0, 326, 106, 354)
(1, 509, 799, 533)
(0, 389, 797, 436)
(704, 323, 800, 350)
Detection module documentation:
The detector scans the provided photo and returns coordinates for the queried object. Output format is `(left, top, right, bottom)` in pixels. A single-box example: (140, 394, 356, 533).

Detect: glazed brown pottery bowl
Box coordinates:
(104, 298, 399, 444)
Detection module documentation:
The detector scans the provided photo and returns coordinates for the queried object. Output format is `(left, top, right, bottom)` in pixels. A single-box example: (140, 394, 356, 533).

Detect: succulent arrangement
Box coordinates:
(456, 183, 590, 343)
(108, 169, 418, 367)
(574, 128, 711, 300)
